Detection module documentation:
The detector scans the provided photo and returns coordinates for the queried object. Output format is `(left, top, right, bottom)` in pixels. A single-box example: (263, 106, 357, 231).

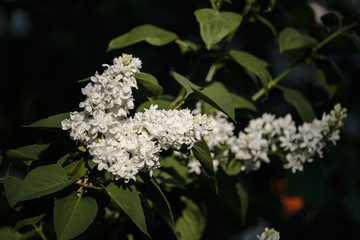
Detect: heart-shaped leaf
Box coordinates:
(135, 72, 163, 97)
(194, 8, 242, 50)
(278, 27, 318, 53)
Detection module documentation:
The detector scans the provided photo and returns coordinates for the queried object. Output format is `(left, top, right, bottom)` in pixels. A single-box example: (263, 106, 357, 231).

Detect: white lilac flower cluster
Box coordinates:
(62, 54, 212, 182)
(257, 227, 280, 240)
(186, 102, 346, 174)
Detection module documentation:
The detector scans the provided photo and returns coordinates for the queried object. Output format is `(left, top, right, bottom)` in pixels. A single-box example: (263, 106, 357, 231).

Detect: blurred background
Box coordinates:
(1, 0, 359, 239)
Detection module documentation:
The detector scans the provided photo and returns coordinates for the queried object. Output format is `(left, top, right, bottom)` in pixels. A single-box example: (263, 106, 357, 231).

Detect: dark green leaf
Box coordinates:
(16, 164, 76, 203)
(6, 144, 50, 164)
(351, 32, 360, 52)
(153, 170, 186, 189)
(64, 159, 87, 178)
(231, 93, 256, 111)
(175, 196, 206, 240)
(194, 8, 242, 50)
(23, 113, 70, 130)
(283, 88, 316, 122)
(105, 183, 149, 237)
(57, 154, 70, 166)
(223, 159, 242, 176)
(176, 39, 200, 54)
(160, 156, 193, 185)
(229, 50, 271, 95)
(278, 27, 318, 53)
(13, 213, 46, 232)
(172, 72, 201, 99)
(312, 55, 341, 99)
(194, 81, 235, 122)
(192, 140, 218, 194)
(136, 99, 172, 112)
(108, 24, 178, 50)
(77, 77, 91, 83)
(54, 192, 98, 240)
(254, 14, 277, 38)
(135, 72, 163, 97)
(0, 227, 21, 240)
(320, 12, 341, 29)
(235, 182, 248, 225)
(0, 176, 23, 208)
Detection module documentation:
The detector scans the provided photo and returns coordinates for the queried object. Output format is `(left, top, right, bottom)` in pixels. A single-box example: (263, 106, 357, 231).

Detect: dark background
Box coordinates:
(1, 0, 360, 239)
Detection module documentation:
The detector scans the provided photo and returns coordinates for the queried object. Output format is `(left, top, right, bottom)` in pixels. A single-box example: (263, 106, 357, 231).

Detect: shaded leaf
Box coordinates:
(160, 156, 193, 185)
(175, 196, 206, 240)
(231, 93, 256, 111)
(351, 32, 360, 52)
(64, 159, 87, 178)
(222, 159, 242, 176)
(278, 27, 318, 53)
(283, 88, 316, 122)
(153, 170, 186, 189)
(312, 55, 341, 99)
(105, 183, 149, 237)
(229, 50, 271, 95)
(255, 14, 277, 38)
(13, 213, 46, 232)
(0, 176, 23, 208)
(54, 192, 98, 240)
(16, 164, 76, 203)
(136, 99, 172, 112)
(0, 227, 21, 240)
(320, 12, 341, 29)
(77, 77, 91, 83)
(23, 113, 70, 130)
(108, 24, 178, 50)
(194, 81, 235, 122)
(172, 72, 201, 99)
(192, 140, 218, 194)
(235, 182, 248, 225)
(135, 72, 163, 97)
(194, 8, 242, 50)
(6, 144, 50, 166)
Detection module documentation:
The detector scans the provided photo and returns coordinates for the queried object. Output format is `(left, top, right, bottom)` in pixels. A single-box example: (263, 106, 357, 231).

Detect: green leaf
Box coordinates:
(194, 8, 243, 50)
(231, 93, 256, 111)
(13, 213, 46, 232)
(192, 140, 218, 194)
(153, 170, 186, 189)
(0, 176, 23, 208)
(136, 99, 172, 112)
(105, 183, 149, 237)
(175, 196, 206, 240)
(282, 88, 316, 122)
(222, 159, 242, 176)
(312, 55, 341, 99)
(229, 50, 272, 95)
(0, 227, 21, 240)
(235, 182, 248, 225)
(64, 159, 87, 178)
(140, 174, 174, 227)
(108, 24, 178, 50)
(194, 81, 235, 122)
(54, 192, 98, 240)
(16, 164, 76, 203)
(23, 113, 70, 130)
(351, 32, 360, 52)
(6, 144, 50, 166)
(254, 14, 277, 38)
(160, 156, 193, 185)
(320, 12, 341, 30)
(172, 72, 201, 99)
(135, 72, 163, 97)
(278, 27, 318, 53)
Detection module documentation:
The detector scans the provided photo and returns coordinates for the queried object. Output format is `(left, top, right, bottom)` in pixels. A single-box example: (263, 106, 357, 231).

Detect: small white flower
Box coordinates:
(257, 227, 280, 240)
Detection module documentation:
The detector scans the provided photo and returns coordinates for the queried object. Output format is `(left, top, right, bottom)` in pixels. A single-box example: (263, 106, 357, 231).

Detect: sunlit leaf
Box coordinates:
(108, 24, 178, 50)
(135, 72, 163, 97)
(105, 183, 149, 237)
(283, 88, 316, 122)
(175, 196, 206, 240)
(278, 27, 318, 53)
(54, 192, 98, 240)
(192, 140, 218, 194)
(23, 113, 70, 130)
(16, 164, 76, 203)
(194, 8, 242, 50)
(194, 81, 235, 122)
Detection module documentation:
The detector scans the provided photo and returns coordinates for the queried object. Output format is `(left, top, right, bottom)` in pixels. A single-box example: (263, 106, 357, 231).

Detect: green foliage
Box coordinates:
(282, 88, 316, 122)
(235, 183, 248, 225)
(16, 164, 76, 203)
(54, 192, 98, 240)
(6, 144, 50, 166)
(320, 12, 342, 30)
(105, 183, 149, 237)
(278, 27, 318, 53)
(0, 176, 23, 208)
(221, 159, 242, 176)
(135, 72, 163, 97)
(13, 213, 46, 232)
(194, 8, 242, 50)
(172, 72, 201, 99)
(108, 24, 178, 51)
(0, 227, 21, 240)
(24, 113, 70, 130)
(175, 196, 206, 240)
(231, 93, 256, 111)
